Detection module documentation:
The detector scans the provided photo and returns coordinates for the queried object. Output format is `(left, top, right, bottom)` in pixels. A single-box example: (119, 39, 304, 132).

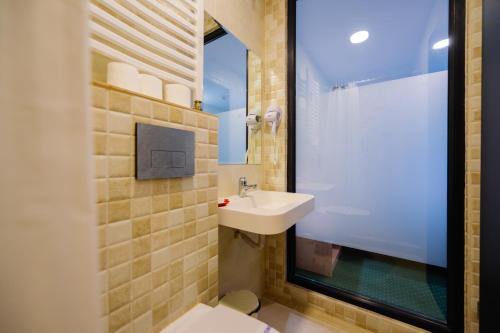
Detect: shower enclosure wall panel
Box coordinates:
(296, 43, 448, 267)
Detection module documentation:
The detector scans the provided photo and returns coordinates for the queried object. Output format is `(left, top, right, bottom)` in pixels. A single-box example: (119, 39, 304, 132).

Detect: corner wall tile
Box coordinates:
(109, 91, 131, 113)
(92, 84, 218, 333)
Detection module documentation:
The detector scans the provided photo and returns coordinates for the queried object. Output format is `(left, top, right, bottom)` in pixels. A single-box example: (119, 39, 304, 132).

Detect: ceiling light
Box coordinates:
(350, 30, 369, 44)
(432, 38, 449, 49)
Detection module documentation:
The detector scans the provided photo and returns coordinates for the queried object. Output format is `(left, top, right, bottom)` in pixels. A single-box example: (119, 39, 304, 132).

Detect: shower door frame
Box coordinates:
(285, 1, 465, 332)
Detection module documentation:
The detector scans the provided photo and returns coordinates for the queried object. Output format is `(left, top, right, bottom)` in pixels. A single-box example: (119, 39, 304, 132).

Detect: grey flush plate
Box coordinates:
(136, 123, 195, 179)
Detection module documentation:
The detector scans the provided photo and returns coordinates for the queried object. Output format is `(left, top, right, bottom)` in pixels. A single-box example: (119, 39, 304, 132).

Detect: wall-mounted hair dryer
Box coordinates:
(245, 114, 261, 163)
(264, 105, 282, 134)
(264, 105, 282, 165)
(246, 113, 261, 132)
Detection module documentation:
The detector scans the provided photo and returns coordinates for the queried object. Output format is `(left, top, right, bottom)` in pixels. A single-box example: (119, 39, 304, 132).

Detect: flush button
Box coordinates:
(172, 151, 186, 168)
(151, 150, 186, 168)
(136, 123, 194, 179)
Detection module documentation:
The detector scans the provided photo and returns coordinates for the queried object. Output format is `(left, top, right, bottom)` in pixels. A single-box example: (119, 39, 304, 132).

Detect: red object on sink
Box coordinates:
(218, 198, 230, 207)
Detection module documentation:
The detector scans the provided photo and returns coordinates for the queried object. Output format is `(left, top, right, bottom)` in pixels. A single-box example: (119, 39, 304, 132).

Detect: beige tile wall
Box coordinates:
(247, 50, 263, 164)
(465, 0, 482, 332)
(219, 225, 266, 298)
(91, 83, 219, 333)
(261, 0, 287, 193)
(261, 0, 482, 332)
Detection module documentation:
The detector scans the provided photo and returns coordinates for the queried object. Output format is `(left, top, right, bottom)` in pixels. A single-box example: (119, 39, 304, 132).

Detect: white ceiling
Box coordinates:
(297, 0, 449, 86)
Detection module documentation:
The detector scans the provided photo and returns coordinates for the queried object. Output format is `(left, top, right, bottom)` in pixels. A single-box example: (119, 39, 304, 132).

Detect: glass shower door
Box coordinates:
(293, 0, 450, 323)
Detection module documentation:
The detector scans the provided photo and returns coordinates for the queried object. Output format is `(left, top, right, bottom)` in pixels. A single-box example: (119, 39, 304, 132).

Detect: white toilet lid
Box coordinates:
(161, 303, 278, 333)
(161, 304, 212, 333)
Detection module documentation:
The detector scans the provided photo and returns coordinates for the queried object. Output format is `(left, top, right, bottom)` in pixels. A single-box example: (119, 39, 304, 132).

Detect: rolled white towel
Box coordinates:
(164, 83, 191, 108)
(139, 74, 162, 99)
(107, 62, 139, 92)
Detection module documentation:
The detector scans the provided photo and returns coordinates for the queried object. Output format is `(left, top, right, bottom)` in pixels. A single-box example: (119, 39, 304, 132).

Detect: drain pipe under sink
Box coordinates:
(234, 230, 264, 249)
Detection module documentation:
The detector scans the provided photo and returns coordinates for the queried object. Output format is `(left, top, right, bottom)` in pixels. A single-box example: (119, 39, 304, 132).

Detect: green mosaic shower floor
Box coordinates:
(296, 247, 447, 321)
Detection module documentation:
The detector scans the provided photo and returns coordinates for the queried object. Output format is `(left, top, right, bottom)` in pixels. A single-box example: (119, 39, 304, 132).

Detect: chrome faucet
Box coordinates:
(239, 176, 257, 197)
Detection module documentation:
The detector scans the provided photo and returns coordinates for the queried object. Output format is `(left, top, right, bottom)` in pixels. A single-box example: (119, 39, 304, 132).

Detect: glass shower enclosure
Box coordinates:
(289, 0, 454, 328)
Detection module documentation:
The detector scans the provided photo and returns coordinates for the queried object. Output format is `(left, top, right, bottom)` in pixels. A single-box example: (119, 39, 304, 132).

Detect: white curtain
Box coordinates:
(296, 72, 448, 267)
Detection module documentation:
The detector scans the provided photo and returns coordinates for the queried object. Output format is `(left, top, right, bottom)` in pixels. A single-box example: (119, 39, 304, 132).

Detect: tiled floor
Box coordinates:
(257, 301, 371, 333)
(296, 246, 447, 321)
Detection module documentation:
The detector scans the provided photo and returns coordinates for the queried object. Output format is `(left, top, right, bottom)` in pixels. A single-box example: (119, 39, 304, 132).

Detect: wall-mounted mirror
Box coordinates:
(203, 12, 262, 165)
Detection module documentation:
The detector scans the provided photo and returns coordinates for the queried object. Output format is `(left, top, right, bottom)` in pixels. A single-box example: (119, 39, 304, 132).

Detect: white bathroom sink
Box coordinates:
(218, 190, 315, 235)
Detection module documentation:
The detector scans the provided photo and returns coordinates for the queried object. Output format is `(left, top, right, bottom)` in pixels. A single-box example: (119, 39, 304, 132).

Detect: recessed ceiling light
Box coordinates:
(350, 30, 369, 44)
(433, 38, 450, 49)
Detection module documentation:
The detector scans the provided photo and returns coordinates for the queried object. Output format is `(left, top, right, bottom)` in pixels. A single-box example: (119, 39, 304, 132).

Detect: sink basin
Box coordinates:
(218, 190, 315, 235)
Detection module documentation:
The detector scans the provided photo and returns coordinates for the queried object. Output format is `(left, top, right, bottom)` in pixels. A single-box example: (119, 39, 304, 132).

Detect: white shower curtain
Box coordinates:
(296, 72, 448, 267)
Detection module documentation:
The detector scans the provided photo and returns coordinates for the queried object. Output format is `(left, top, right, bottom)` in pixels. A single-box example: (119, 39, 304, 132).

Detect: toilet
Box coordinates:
(161, 303, 278, 333)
